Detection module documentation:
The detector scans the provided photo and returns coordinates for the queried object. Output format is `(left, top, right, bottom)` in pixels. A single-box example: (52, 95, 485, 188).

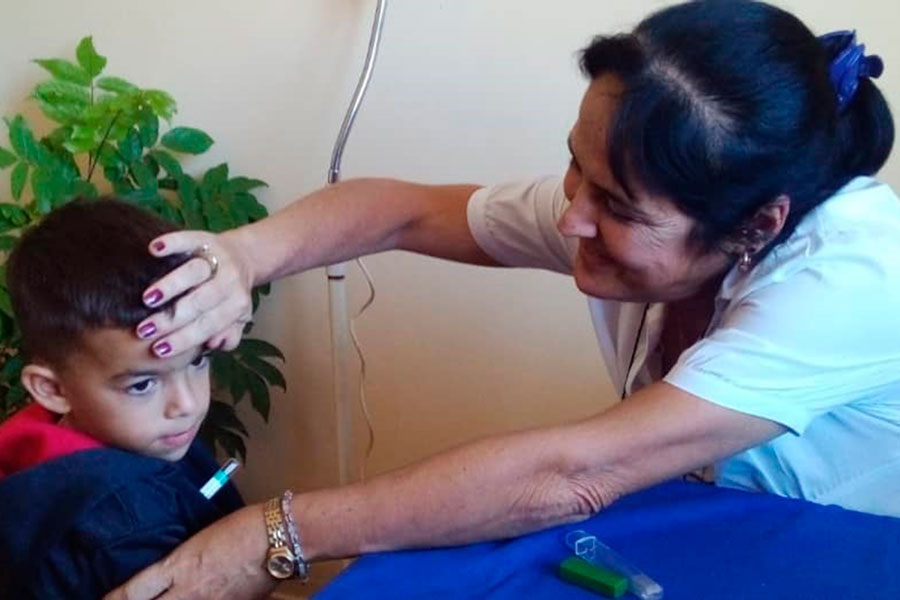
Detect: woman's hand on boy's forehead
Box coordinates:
(136, 230, 253, 358)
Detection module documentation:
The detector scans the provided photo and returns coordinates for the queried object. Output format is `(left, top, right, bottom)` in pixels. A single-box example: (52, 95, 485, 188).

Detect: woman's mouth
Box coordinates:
(577, 241, 612, 269)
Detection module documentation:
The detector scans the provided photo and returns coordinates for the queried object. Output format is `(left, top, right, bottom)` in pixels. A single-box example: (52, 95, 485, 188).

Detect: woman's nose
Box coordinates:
(558, 189, 598, 239)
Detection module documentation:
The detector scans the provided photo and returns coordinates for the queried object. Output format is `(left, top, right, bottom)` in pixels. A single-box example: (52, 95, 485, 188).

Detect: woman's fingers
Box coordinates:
(150, 291, 251, 357)
(104, 504, 274, 600)
(141, 257, 218, 310)
(136, 229, 254, 356)
(102, 559, 173, 600)
(205, 325, 244, 352)
(148, 230, 216, 258)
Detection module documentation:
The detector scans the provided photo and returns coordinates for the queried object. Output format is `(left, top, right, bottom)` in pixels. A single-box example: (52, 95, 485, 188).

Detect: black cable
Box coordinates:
(621, 303, 650, 400)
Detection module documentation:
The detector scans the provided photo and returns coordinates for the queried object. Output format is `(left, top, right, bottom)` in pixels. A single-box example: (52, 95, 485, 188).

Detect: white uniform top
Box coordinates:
(467, 175, 900, 517)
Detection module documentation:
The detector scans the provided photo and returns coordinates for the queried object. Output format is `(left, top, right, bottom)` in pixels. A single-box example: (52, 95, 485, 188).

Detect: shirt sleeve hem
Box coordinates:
(663, 368, 809, 435)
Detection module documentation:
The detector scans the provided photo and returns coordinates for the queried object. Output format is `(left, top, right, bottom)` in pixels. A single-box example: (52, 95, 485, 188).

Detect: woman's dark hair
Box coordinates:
(580, 0, 894, 249)
(7, 198, 188, 366)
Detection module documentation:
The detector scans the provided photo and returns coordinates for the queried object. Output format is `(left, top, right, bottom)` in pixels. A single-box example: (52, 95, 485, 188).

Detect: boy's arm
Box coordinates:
(32, 514, 192, 598)
(33, 453, 240, 598)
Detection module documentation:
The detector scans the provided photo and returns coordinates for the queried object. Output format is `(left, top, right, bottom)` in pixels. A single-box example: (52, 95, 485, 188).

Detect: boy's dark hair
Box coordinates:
(580, 0, 894, 251)
(7, 198, 189, 366)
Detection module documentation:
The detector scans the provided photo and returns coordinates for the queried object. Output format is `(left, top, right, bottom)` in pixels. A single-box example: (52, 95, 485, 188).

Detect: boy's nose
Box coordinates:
(164, 384, 198, 419)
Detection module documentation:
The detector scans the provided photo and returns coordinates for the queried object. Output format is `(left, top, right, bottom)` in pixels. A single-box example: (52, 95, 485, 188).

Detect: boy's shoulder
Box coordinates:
(0, 440, 243, 598)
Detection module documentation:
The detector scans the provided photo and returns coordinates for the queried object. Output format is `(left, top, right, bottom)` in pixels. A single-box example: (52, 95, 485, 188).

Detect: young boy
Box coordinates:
(0, 199, 243, 598)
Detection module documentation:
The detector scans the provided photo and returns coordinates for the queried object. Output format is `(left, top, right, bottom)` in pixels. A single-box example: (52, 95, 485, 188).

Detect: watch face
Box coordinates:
(267, 553, 295, 579)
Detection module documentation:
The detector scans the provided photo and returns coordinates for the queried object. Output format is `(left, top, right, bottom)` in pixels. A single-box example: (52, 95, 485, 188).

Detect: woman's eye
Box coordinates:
(600, 194, 634, 222)
(127, 379, 157, 396)
(191, 354, 210, 369)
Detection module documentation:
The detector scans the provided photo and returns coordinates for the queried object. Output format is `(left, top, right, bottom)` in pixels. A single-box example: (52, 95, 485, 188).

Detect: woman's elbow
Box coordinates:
(519, 458, 626, 526)
(563, 468, 625, 518)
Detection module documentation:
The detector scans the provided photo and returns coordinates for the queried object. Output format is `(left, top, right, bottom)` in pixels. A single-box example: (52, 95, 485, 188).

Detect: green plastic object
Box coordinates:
(558, 556, 629, 597)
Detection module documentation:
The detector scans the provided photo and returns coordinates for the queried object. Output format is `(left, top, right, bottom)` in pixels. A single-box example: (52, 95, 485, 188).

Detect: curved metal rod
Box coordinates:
(328, 0, 388, 186)
(326, 0, 388, 486)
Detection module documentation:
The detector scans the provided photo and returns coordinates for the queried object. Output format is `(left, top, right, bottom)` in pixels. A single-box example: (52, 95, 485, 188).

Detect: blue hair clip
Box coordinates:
(819, 30, 884, 113)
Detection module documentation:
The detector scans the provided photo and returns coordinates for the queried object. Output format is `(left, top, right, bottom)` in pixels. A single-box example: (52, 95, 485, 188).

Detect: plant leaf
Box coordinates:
(206, 399, 249, 437)
(33, 59, 91, 86)
(201, 191, 231, 232)
(118, 128, 142, 164)
(121, 187, 160, 204)
(8, 116, 47, 165)
(32, 80, 91, 108)
(242, 355, 286, 391)
(238, 338, 285, 361)
(176, 174, 201, 218)
(10, 163, 28, 201)
(235, 192, 268, 221)
(70, 180, 98, 198)
(0, 203, 29, 227)
(203, 163, 228, 188)
(142, 153, 159, 178)
(30, 166, 64, 213)
(0, 236, 18, 251)
(0, 288, 13, 317)
(210, 352, 235, 390)
(229, 368, 249, 404)
(161, 127, 213, 154)
(213, 427, 247, 462)
(143, 89, 177, 121)
(246, 371, 271, 422)
(227, 177, 268, 193)
(130, 162, 158, 191)
(97, 143, 121, 168)
(149, 149, 182, 178)
(95, 76, 137, 94)
(137, 107, 158, 147)
(0, 354, 25, 384)
(64, 124, 99, 153)
(0, 148, 16, 168)
(76, 36, 107, 77)
(112, 177, 134, 194)
(34, 99, 82, 126)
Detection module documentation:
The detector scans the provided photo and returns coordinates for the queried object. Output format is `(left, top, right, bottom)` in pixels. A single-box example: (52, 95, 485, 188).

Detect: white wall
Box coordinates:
(2, 0, 898, 595)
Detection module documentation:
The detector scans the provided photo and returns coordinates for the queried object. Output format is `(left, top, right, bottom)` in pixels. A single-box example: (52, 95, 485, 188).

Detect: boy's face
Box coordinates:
(47, 327, 211, 461)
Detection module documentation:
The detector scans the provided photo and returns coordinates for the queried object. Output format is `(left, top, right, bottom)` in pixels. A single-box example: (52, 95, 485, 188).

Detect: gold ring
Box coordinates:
(192, 243, 219, 280)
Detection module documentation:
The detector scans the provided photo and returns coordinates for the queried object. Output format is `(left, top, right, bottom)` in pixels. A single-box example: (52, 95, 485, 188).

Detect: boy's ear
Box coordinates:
(21, 364, 72, 415)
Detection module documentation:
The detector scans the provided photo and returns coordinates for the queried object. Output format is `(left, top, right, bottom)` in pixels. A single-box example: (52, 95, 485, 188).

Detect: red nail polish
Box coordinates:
(154, 341, 172, 357)
(137, 322, 157, 339)
(152, 241, 166, 253)
(144, 289, 163, 307)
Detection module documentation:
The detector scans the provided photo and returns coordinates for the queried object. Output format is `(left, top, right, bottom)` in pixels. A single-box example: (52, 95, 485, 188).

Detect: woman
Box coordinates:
(109, 1, 895, 598)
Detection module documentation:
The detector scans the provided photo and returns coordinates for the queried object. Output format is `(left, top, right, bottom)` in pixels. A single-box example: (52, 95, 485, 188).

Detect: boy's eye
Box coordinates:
(126, 378, 157, 395)
(190, 353, 210, 369)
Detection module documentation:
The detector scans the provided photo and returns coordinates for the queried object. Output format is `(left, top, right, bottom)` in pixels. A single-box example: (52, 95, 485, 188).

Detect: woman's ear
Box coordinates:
(21, 364, 71, 416)
(746, 195, 791, 249)
(721, 195, 792, 255)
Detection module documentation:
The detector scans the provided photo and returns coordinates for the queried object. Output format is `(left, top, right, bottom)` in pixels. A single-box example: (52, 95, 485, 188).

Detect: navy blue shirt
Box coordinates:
(0, 442, 243, 598)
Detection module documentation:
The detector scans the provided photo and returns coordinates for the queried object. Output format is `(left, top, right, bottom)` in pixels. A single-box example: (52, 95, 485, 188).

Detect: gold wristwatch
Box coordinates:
(264, 497, 297, 579)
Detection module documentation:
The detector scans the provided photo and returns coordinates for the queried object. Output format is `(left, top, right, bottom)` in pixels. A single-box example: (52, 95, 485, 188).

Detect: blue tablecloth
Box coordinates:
(315, 480, 900, 599)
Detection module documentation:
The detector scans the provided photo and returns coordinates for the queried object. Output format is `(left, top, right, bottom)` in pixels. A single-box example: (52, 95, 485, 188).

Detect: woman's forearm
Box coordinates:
(290, 424, 609, 561)
(288, 382, 784, 562)
(229, 178, 488, 286)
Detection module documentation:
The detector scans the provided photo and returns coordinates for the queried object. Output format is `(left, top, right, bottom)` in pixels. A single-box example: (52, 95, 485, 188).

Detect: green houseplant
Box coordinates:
(0, 36, 285, 460)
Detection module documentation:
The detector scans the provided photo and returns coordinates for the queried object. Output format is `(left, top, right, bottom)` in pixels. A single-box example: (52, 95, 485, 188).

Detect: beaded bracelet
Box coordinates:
(280, 490, 310, 582)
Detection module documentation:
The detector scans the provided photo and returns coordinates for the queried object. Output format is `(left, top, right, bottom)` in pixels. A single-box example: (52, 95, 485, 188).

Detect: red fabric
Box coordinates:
(0, 404, 102, 481)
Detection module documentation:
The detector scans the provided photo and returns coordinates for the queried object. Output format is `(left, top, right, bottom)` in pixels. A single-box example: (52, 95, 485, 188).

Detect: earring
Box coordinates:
(738, 249, 753, 272)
